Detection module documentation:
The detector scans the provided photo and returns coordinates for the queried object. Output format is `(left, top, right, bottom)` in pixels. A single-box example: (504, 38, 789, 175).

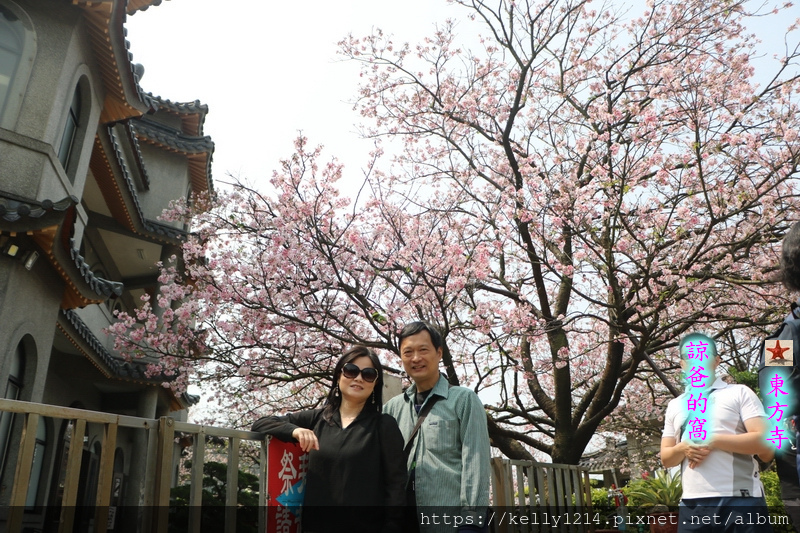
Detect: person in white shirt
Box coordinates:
(661, 333, 774, 532)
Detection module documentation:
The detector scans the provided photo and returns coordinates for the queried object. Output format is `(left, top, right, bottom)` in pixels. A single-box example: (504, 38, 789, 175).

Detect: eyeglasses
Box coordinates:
(341, 363, 379, 383)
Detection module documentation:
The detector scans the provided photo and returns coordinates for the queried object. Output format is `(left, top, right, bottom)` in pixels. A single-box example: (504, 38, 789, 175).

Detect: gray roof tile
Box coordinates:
(0, 193, 77, 223)
(69, 238, 124, 298)
(62, 308, 177, 383)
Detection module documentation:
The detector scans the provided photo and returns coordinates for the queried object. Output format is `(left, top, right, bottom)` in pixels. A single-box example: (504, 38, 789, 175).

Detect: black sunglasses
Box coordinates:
(341, 363, 379, 383)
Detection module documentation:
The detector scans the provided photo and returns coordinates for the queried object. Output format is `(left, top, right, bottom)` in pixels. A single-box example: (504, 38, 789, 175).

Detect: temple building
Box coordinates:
(0, 0, 213, 530)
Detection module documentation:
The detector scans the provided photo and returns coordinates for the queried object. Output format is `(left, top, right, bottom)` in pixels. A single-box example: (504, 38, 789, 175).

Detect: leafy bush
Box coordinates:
(169, 461, 260, 533)
(760, 469, 794, 533)
(624, 470, 681, 510)
(592, 487, 617, 516)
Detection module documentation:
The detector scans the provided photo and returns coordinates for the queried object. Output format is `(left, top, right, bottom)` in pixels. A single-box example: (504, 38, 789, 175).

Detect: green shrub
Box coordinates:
(169, 460, 260, 533)
(624, 470, 681, 510)
(591, 486, 617, 516)
(760, 469, 793, 533)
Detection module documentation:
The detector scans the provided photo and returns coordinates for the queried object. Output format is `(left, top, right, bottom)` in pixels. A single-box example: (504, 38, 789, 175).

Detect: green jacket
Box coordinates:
(384, 375, 491, 531)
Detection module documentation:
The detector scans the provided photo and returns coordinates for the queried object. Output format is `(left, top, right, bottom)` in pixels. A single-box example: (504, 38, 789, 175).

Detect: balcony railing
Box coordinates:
(0, 399, 594, 533)
(0, 398, 266, 533)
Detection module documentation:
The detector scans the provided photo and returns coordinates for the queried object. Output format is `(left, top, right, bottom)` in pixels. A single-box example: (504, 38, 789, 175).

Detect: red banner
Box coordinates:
(266, 437, 308, 533)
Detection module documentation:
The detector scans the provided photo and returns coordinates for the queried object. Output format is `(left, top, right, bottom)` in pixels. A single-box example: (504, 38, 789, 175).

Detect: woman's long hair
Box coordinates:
(321, 345, 385, 424)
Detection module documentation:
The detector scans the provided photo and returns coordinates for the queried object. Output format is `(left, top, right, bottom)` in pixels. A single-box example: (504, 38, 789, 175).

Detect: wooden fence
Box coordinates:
(490, 458, 595, 533)
(0, 398, 267, 533)
(0, 399, 594, 532)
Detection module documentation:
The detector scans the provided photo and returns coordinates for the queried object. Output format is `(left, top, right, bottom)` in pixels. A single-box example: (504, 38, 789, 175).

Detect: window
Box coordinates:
(0, 2, 34, 129)
(25, 417, 46, 509)
(57, 86, 81, 174)
(56, 76, 91, 185)
(0, 341, 23, 477)
(0, 338, 44, 510)
(0, 5, 24, 119)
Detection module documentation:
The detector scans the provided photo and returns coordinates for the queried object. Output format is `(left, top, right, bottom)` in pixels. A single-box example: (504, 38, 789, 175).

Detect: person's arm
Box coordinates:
(251, 409, 321, 451)
(379, 414, 408, 533)
(685, 387, 775, 467)
(660, 399, 688, 468)
(707, 416, 774, 462)
(458, 390, 491, 532)
(704, 387, 774, 462)
(661, 437, 691, 468)
(660, 399, 714, 469)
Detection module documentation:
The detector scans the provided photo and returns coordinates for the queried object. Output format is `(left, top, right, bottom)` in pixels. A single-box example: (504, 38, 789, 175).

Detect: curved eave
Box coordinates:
(131, 119, 214, 195)
(40, 229, 123, 308)
(146, 93, 209, 137)
(69, 238, 124, 299)
(0, 193, 116, 308)
(91, 133, 188, 245)
(0, 193, 77, 227)
(91, 135, 138, 233)
(74, 0, 156, 123)
(20, 224, 112, 309)
(132, 118, 214, 155)
(58, 308, 182, 392)
(578, 443, 629, 473)
(126, 0, 164, 15)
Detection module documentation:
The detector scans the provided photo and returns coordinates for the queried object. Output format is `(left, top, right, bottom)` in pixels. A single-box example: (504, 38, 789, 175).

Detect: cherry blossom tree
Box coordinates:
(111, 0, 800, 463)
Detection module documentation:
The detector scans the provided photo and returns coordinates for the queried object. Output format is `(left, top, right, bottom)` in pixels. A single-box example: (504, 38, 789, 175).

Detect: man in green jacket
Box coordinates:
(384, 321, 491, 533)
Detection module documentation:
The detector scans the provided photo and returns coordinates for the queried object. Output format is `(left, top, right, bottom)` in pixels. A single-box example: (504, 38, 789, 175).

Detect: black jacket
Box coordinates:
(253, 408, 407, 533)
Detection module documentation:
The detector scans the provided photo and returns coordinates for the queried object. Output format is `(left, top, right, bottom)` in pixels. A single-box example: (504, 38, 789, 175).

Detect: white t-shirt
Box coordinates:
(662, 378, 767, 499)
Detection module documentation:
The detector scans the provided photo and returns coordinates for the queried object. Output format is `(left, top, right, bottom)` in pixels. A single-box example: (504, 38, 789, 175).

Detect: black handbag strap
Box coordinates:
(403, 395, 442, 461)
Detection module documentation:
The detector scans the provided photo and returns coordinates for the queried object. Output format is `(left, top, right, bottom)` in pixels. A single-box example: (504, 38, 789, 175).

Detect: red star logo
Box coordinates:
(768, 340, 790, 360)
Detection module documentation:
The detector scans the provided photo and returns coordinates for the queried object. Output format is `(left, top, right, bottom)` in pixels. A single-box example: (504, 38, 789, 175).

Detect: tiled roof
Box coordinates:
(182, 392, 201, 406)
(146, 94, 209, 137)
(75, 0, 157, 123)
(579, 440, 629, 472)
(0, 192, 126, 304)
(130, 117, 214, 195)
(150, 96, 208, 115)
(132, 118, 214, 154)
(123, 30, 160, 114)
(0, 192, 77, 224)
(75, 1, 213, 143)
(126, 0, 164, 15)
(61, 308, 176, 383)
(69, 239, 124, 299)
(107, 125, 189, 241)
(147, 93, 208, 129)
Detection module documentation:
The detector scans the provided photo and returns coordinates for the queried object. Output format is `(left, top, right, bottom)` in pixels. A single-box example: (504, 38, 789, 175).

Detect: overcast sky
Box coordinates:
(126, 1, 797, 195)
(125, 1, 798, 437)
(126, 0, 466, 191)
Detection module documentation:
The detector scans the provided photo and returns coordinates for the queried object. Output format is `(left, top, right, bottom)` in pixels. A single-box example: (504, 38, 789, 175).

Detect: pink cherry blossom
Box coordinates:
(112, 0, 800, 464)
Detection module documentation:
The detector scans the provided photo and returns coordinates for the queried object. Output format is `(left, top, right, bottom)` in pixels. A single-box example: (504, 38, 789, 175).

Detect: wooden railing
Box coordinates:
(0, 398, 266, 533)
(490, 458, 594, 533)
(165, 418, 268, 533)
(0, 399, 593, 533)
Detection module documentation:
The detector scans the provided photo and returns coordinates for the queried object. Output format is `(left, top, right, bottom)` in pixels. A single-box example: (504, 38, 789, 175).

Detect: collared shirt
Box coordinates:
(662, 377, 767, 498)
(384, 375, 491, 530)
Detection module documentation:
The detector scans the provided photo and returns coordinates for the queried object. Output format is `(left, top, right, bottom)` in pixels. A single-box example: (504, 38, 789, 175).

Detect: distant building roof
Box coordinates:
(579, 440, 629, 472)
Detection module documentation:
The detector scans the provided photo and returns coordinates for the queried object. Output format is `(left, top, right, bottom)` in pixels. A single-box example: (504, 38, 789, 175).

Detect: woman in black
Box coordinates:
(252, 345, 407, 533)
